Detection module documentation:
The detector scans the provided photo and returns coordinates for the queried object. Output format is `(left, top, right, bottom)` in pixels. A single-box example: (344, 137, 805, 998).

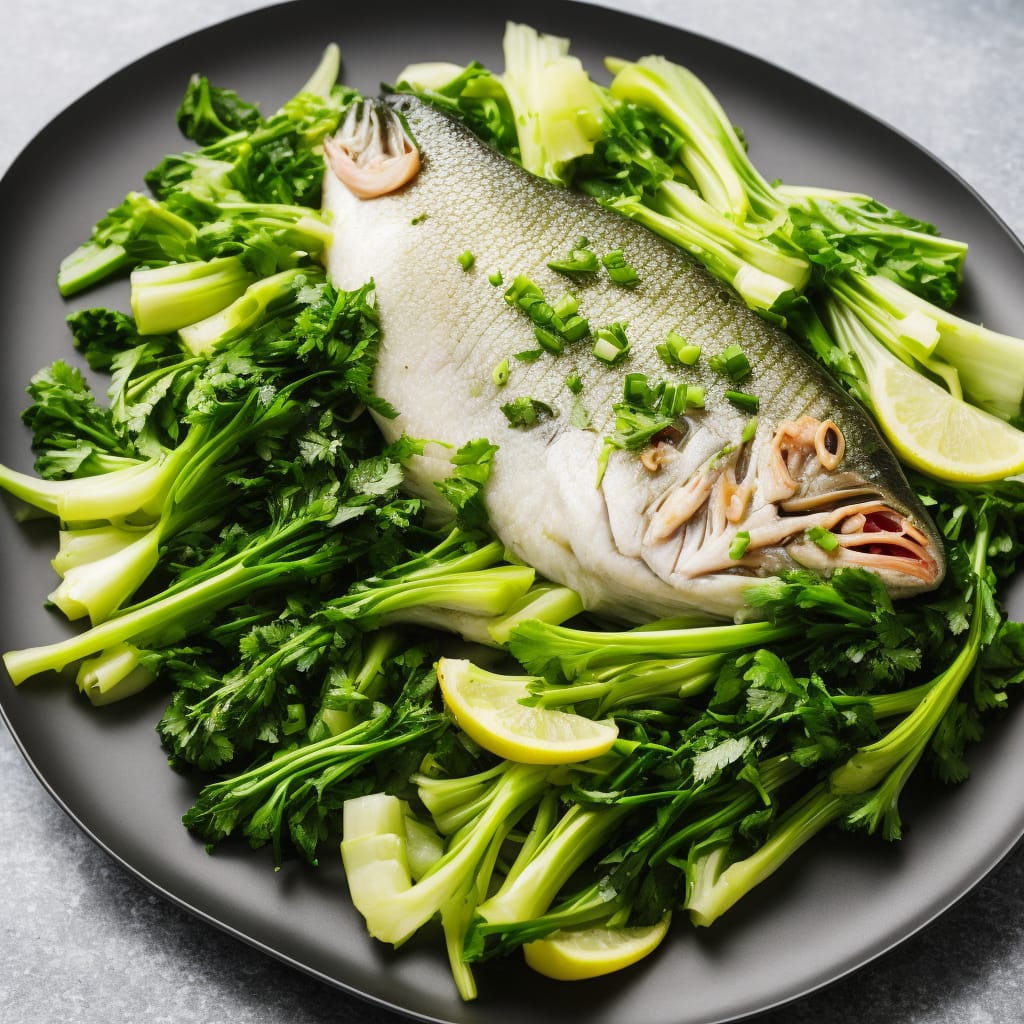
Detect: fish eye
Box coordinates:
(815, 420, 845, 469)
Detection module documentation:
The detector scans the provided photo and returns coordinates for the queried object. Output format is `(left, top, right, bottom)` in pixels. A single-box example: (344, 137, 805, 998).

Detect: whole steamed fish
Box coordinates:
(321, 96, 945, 621)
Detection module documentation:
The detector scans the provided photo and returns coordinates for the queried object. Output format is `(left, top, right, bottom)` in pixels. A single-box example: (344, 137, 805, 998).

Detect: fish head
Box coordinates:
(602, 409, 946, 603)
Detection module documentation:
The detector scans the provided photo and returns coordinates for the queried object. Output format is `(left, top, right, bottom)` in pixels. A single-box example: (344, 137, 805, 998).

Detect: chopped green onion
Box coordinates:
(685, 385, 706, 409)
(662, 382, 690, 417)
(593, 322, 631, 365)
(505, 274, 588, 348)
(548, 238, 599, 274)
(505, 275, 543, 309)
(729, 531, 751, 559)
(807, 526, 840, 552)
(492, 358, 510, 387)
(709, 343, 752, 383)
(527, 300, 555, 327)
(725, 390, 759, 412)
(602, 248, 640, 287)
(457, 250, 475, 271)
(657, 330, 701, 367)
(534, 326, 565, 355)
(623, 372, 656, 407)
(411, 213, 429, 225)
(552, 293, 579, 319)
(741, 417, 759, 443)
(565, 372, 583, 395)
(488, 270, 504, 287)
(556, 313, 590, 344)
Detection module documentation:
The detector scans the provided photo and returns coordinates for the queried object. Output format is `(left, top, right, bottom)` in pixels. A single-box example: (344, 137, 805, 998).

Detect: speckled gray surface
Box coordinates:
(2, 2, 1024, 1022)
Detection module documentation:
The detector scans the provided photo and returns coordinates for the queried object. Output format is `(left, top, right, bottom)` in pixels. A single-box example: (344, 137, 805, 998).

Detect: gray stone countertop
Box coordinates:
(2, 2, 1023, 1022)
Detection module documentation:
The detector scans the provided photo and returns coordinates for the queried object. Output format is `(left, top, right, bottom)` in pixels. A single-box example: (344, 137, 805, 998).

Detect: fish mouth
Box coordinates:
(637, 415, 943, 593)
(324, 100, 421, 198)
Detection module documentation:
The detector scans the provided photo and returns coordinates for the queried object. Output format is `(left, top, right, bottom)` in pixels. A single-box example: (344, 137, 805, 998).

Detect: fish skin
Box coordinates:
(322, 95, 945, 622)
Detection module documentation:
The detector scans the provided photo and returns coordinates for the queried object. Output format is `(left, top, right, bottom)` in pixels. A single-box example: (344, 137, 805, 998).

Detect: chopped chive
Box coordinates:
(662, 382, 689, 417)
(602, 249, 640, 287)
(492, 358, 510, 387)
(556, 313, 590, 344)
(807, 526, 840, 552)
(552, 293, 578, 319)
(534, 326, 565, 355)
(741, 417, 758, 443)
(709, 343, 752, 383)
(623, 372, 655, 406)
(657, 331, 702, 368)
(685, 385, 706, 409)
(548, 238, 599, 274)
(592, 322, 630, 365)
(729, 531, 751, 559)
(504, 275, 543, 308)
(725, 389, 759, 412)
(457, 250, 475, 271)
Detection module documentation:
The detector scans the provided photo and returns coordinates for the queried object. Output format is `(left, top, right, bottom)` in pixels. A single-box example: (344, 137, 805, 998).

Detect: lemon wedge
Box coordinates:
(436, 657, 618, 765)
(523, 915, 672, 981)
(870, 354, 1024, 482)
(824, 295, 1024, 483)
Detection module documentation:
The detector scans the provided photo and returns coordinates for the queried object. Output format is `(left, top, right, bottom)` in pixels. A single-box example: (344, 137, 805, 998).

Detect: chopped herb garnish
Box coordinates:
(552, 293, 578, 319)
(725, 389, 759, 412)
(501, 396, 555, 429)
(411, 212, 429, 225)
(602, 248, 640, 287)
(686, 384, 706, 409)
(547, 237, 600, 275)
(741, 416, 759, 443)
(534, 326, 565, 355)
(709, 343, 752, 383)
(660, 382, 690, 417)
(458, 250, 475, 271)
(565, 371, 583, 395)
(807, 525, 840, 552)
(729, 531, 751, 559)
(504, 274, 589, 352)
(623, 372, 657, 407)
(488, 270, 504, 287)
(592, 322, 631, 365)
(657, 330, 701, 367)
(492, 358, 510, 387)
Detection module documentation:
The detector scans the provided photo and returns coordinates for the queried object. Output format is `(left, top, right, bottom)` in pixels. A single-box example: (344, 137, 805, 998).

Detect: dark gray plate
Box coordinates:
(1, 2, 1022, 1022)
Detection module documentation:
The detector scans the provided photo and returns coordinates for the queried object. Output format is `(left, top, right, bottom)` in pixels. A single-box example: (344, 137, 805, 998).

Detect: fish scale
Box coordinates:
(322, 96, 945, 622)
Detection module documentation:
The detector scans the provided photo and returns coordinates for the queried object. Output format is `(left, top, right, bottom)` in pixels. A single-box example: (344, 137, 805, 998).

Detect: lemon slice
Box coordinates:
(436, 657, 618, 765)
(523, 915, 672, 981)
(870, 355, 1024, 482)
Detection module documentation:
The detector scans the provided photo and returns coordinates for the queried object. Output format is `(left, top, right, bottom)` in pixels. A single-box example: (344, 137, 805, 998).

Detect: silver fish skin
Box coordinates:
(322, 96, 945, 622)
